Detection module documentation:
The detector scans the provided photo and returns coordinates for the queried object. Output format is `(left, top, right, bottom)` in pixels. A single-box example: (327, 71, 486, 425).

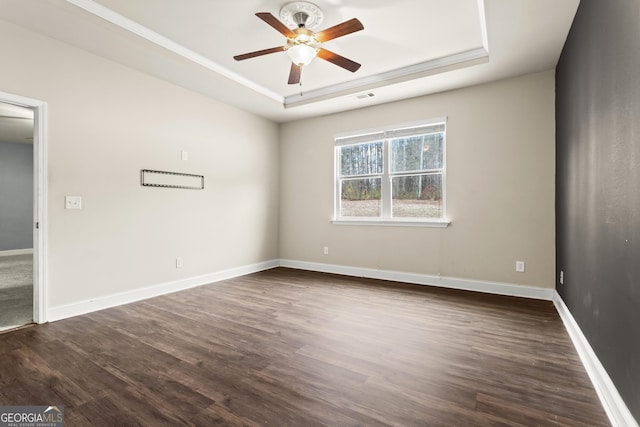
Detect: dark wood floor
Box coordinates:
(0, 268, 609, 426)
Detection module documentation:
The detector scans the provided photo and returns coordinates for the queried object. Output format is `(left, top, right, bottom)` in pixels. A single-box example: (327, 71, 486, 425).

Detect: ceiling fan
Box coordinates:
(233, 2, 364, 85)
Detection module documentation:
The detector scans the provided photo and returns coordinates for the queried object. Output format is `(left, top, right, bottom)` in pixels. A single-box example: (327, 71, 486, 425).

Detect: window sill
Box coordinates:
(332, 218, 451, 228)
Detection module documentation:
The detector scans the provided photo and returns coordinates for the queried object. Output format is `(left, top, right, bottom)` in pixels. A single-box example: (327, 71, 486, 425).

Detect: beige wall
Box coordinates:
(0, 21, 280, 307)
(280, 71, 555, 288)
(0, 16, 555, 314)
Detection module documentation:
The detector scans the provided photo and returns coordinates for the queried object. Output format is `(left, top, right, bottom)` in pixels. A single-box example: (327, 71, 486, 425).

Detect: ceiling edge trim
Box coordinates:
(64, 0, 284, 103)
(63, 0, 491, 111)
(284, 0, 490, 108)
(283, 47, 489, 108)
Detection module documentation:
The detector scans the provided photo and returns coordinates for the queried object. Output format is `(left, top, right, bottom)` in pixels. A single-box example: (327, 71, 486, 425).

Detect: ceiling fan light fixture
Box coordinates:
(287, 28, 318, 66)
(234, 9, 363, 84)
(287, 43, 318, 66)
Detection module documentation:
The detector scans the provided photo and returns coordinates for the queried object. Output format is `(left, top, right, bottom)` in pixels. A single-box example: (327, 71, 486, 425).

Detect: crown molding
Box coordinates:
(284, 47, 489, 108)
(64, 0, 490, 111)
(64, 0, 284, 103)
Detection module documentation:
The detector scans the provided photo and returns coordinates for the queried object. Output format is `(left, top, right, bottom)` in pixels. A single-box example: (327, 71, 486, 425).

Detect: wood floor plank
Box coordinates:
(0, 268, 610, 426)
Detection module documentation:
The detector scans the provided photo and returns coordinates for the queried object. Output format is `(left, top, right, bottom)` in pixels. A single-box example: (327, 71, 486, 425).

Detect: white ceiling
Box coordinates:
(0, 103, 34, 145)
(0, 0, 579, 123)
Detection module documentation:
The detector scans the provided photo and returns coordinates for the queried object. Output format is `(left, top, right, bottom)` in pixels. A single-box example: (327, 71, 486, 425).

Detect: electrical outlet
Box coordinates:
(323, 246, 329, 255)
(181, 150, 188, 161)
(176, 257, 184, 268)
(560, 270, 564, 284)
(515, 261, 525, 273)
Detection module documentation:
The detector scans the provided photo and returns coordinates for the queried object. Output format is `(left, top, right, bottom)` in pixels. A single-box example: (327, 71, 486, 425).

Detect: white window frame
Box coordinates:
(333, 118, 450, 227)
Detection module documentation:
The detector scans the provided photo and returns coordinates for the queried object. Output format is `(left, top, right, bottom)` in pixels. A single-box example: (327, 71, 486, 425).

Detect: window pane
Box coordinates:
(391, 133, 444, 173)
(340, 178, 381, 217)
(392, 174, 442, 218)
(340, 141, 384, 177)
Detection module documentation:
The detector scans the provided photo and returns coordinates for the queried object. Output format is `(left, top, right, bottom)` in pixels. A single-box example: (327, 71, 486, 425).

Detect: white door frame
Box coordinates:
(0, 91, 48, 324)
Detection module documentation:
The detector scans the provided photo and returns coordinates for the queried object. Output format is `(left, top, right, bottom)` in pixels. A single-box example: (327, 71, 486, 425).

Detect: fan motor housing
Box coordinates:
(280, 2, 324, 30)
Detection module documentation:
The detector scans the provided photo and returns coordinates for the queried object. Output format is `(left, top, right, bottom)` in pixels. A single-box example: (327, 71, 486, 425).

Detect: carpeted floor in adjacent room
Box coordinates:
(0, 254, 33, 330)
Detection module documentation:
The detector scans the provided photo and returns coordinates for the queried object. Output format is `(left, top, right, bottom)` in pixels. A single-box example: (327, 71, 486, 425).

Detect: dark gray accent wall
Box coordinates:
(0, 141, 33, 251)
(556, 0, 640, 420)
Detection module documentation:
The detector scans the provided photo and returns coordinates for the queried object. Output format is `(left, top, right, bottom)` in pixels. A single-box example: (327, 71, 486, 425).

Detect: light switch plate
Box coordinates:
(65, 196, 82, 209)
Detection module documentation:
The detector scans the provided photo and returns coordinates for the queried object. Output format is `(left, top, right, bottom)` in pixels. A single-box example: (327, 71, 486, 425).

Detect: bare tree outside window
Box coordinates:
(336, 121, 446, 221)
(339, 141, 383, 217)
(390, 133, 444, 218)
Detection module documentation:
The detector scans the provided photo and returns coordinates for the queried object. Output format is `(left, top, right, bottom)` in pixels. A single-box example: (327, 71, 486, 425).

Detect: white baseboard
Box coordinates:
(553, 291, 638, 427)
(46, 259, 553, 322)
(46, 259, 280, 322)
(0, 248, 34, 257)
(279, 259, 555, 300)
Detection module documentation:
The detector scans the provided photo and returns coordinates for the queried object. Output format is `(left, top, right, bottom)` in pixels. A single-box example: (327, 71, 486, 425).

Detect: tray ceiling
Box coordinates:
(0, 0, 579, 122)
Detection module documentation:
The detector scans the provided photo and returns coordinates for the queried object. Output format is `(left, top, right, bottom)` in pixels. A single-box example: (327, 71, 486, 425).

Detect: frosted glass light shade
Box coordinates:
(287, 44, 317, 66)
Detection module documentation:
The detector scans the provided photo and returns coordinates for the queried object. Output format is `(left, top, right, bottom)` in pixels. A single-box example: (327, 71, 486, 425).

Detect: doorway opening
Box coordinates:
(0, 92, 47, 330)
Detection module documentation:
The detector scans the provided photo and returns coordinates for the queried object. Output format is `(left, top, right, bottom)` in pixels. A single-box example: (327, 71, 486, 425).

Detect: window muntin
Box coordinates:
(389, 131, 444, 219)
(336, 121, 446, 222)
(338, 141, 384, 217)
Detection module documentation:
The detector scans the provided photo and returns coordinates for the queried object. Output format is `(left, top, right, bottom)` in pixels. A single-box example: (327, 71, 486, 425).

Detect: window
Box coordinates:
(334, 119, 448, 226)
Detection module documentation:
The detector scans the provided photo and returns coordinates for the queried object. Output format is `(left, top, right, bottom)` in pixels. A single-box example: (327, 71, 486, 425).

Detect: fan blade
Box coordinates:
(315, 18, 364, 43)
(256, 12, 296, 38)
(234, 46, 286, 61)
(317, 48, 361, 72)
(288, 63, 302, 85)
